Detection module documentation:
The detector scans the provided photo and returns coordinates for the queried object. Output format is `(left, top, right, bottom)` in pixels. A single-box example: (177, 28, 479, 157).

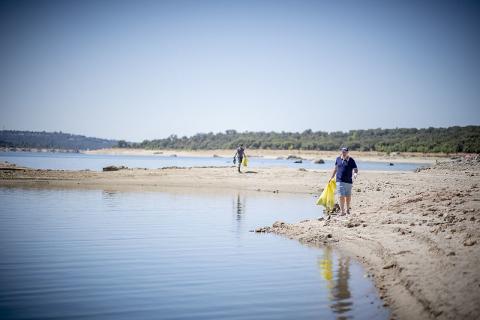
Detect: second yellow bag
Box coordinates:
(242, 155, 248, 167)
(316, 179, 336, 211)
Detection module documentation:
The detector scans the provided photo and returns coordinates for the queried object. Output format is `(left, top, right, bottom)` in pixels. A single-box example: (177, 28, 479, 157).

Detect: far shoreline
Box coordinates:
(82, 148, 447, 164)
(4, 146, 475, 165)
(1, 146, 465, 163)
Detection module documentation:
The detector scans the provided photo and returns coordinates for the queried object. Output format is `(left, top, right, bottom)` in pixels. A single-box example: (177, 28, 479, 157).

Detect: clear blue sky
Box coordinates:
(1, 0, 479, 142)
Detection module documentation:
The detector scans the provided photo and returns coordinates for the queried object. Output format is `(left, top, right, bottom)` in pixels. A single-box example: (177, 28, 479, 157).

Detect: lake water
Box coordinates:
(0, 151, 427, 172)
(0, 187, 389, 319)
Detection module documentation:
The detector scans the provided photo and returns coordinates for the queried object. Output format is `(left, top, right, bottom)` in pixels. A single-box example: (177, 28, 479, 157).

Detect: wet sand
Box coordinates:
(1, 157, 479, 319)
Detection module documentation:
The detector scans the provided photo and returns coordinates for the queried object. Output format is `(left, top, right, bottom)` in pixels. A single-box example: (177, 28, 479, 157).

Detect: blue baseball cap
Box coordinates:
(340, 147, 349, 152)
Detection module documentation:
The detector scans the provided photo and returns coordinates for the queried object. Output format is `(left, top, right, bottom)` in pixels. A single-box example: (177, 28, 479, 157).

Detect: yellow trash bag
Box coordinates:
(242, 155, 248, 167)
(316, 179, 336, 211)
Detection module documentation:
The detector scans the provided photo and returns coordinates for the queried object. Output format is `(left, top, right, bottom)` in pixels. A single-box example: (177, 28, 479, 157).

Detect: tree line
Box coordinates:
(2, 127, 478, 153)
(118, 126, 480, 153)
(0, 130, 117, 150)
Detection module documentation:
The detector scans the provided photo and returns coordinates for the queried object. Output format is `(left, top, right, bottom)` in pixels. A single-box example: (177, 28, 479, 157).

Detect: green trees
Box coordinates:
(0, 130, 117, 150)
(128, 126, 480, 153)
(117, 140, 129, 148)
(3, 127, 478, 153)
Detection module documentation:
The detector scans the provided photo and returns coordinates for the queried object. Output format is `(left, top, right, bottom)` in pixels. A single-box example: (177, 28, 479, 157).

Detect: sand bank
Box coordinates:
(1, 158, 479, 320)
(256, 158, 480, 320)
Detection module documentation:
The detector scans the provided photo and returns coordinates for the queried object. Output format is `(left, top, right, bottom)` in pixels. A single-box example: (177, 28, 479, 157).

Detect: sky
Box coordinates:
(0, 0, 479, 142)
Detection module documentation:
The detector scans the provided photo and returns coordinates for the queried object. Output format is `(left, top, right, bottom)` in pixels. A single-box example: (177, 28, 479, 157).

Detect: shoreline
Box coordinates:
(0, 162, 410, 194)
(1, 158, 479, 319)
(0, 146, 445, 163)
(82, 148, 445, 164)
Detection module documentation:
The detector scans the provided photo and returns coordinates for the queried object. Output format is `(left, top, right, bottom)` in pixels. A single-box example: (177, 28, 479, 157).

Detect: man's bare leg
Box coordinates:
(346, 196, 352, 214)
(339, 196, 346, 215)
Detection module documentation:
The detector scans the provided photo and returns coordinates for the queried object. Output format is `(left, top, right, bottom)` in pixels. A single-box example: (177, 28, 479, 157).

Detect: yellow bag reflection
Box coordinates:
(319, 257, 333, 281)
(242, 155, 248, 167)
(316, 179, 336, 210)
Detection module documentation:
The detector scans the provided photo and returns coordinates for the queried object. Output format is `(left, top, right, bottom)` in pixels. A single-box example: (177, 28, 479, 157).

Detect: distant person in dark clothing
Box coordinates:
(233, 144, 246, 173)
(329, 147, 358, 215)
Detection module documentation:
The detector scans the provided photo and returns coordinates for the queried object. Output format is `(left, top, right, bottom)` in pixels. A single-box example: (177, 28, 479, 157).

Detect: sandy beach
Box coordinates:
(1, 156, 479, 319)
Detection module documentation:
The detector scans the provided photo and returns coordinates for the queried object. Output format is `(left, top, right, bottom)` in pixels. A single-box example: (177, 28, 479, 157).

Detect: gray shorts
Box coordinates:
(338, 182, 353, 196)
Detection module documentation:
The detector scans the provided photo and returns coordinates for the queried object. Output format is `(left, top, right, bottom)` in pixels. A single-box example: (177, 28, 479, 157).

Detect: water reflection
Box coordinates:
(319, 247, 353, 318)
(0, 188, 389, 320)
(233, 194, 245, 221)
(102, 190, 120, 209)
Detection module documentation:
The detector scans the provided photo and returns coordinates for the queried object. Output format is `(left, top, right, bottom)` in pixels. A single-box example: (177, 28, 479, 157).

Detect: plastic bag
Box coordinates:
(316, 179, 336, 211)
(242, 155, 248, 167)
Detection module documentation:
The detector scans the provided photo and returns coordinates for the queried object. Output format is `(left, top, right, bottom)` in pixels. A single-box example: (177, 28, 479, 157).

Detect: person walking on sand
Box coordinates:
(233, 144, 246, 173)
(329, 147, 358, 216)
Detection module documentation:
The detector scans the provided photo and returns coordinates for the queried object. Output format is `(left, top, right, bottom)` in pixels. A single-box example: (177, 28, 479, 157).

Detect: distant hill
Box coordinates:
(122, 126, 480, 153)
(0, 130, 117, 150)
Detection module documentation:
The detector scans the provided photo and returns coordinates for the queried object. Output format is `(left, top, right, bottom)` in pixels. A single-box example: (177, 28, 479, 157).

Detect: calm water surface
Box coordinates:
(0, 188, 389, 319)
(0, 151, 427, 171)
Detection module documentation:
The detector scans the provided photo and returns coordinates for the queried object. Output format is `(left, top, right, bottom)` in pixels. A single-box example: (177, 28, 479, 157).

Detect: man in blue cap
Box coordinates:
(329, 147, 358, 215)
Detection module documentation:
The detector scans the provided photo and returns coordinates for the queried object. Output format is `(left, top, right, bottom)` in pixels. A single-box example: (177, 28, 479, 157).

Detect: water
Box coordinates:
(0, 151, 427, 172)
(0, 187, 389, 319)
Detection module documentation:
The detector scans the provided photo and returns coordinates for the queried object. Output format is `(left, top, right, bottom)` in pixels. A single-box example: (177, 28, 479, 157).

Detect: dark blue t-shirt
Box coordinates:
(335, 156, 358, 183)
(236, 147, 245, 159)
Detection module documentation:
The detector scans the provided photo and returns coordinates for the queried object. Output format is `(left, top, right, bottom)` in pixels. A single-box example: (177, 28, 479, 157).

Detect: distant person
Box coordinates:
(329, 147, 358, 216)
(233, 144, 246, 173)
